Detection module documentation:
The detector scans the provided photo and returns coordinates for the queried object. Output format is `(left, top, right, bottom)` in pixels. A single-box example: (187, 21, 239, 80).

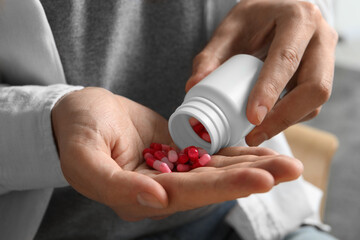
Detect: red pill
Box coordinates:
(142, 148, 155, 156)
(183, 146, 196, 155)
(154, 151, 166, 160)
(178, 153, 189, 164)
(191, 162, 202, 169)
(150, 143, 162, 151)
(192, 122, 205, 134)
(187, 147, 199, 162)
(200, 131, 211, 143)
(177, 164, 190, 172)
(146, 156, 156, 167)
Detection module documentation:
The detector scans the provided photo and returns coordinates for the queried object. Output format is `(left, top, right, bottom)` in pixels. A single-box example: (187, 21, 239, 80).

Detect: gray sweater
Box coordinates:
(35, 1, 233, 239)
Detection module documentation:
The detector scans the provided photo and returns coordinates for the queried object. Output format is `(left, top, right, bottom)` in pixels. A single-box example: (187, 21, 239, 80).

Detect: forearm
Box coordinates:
(0, 84, 82, 194)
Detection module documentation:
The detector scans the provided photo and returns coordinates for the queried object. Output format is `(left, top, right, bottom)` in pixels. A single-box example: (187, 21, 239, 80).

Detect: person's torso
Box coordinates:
(35, 1, 225, 239)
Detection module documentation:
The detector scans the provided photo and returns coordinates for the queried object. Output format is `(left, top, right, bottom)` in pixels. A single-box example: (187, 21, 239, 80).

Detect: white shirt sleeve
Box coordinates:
(0, 84, 83, 194)
(225, 133, 330, 240)
(0, 1, 84, 194)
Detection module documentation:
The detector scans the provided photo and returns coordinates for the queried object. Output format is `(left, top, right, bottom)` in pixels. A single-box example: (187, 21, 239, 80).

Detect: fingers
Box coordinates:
(246, 20, 337, 146)
(246, 2, 322, 126)
(208, 146, 278, 167)
(106, 169, 169, 221)
(298, 107, 322, 123)
(156, 168, 275, 212)
(185, 52, 221, 92)
(152, 150, 303, 214)
(209, 154, 303, 184)
(249, 156, 303, 184)
(61, 144, 169, 221)
(216, 146, 278, 156)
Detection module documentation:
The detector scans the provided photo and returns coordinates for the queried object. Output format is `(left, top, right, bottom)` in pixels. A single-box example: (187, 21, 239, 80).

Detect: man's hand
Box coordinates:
(185, 0, 338, 146)
(52, 87, 303, 221)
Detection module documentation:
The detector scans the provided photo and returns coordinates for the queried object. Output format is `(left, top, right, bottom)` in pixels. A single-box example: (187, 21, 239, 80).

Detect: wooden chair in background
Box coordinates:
(284, 124, 339, 219)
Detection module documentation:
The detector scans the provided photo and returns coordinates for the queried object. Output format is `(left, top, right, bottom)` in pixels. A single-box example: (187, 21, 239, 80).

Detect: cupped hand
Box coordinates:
(185, 0, 338, 146)
(52, 87, 303, 221)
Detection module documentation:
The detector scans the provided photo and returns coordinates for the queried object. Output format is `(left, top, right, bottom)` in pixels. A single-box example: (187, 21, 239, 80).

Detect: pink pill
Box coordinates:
(154, 151, 166, 160)
(168, 150, 178, 163)
(142, 148, 155, 156)
(199, 154, 211, 166)
(197, 148, 208, 157)
(161, 144, 171, 153)
(153, 160, 172, 173)
(144, 152, 153, 160)
(161, 157, 174, 170)
(177, 164, 190, 172)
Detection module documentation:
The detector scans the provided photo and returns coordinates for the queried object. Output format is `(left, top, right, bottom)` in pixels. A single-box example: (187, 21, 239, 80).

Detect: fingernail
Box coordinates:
(137, 192, 164, 209)
(250, 132, 268, 146)
(256, 106, 268, 124)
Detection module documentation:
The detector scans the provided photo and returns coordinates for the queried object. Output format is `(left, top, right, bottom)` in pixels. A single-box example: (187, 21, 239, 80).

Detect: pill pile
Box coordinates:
(189, 118, 211, 143)
(143, 143, 211, 173)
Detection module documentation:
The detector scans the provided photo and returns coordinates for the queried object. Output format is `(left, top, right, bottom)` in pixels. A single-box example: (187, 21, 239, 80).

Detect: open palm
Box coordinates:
(51, 87, 303, 221)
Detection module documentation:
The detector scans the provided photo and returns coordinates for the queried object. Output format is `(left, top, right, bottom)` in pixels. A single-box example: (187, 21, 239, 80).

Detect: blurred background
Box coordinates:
(305, 0, 360, 239)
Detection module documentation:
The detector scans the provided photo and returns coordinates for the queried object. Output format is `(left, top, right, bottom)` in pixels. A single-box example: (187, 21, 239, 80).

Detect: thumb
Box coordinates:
(185, 52, 221, 92)
(62, 148, 168, 211)
(107, 169, 169, 210)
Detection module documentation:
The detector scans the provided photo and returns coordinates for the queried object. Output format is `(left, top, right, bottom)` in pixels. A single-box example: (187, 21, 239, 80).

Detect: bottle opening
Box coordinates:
(169, 96, 230, 155)
(188, 117, 211, 143)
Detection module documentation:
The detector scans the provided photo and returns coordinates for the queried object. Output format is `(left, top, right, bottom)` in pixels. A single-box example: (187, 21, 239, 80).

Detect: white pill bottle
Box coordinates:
(169, 54, 263, 155)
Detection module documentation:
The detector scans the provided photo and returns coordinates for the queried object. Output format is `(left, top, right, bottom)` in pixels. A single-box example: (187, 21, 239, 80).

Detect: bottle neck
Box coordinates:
(168, 96, 230, 154)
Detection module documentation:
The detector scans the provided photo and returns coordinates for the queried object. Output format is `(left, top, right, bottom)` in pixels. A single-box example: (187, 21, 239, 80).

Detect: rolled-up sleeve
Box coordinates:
(0, 84, 83, 194)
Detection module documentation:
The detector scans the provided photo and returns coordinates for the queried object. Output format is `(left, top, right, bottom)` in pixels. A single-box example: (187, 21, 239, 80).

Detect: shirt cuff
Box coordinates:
(0, 84, 83, 194)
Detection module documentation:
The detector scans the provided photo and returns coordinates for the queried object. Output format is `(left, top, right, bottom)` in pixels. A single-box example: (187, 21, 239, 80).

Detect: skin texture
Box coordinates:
(185, 0, 338, 146)
(52, 87, 303, 221)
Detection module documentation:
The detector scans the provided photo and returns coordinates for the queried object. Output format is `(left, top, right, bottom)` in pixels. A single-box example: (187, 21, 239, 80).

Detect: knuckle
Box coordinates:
(264, 80, 281, 100)
(192, 52, 206, 68)
(314, 81, 332, 103)
(300, 1, 322, 21)
(279, 47, 300, 73)
(192, 51, 219, 76)
(286, 2, 307, 20)
(268, 157, 284, 166)
(286, 2, 321, 29)
(328, 27, 339, 44)
(279, 116, 293, 130)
